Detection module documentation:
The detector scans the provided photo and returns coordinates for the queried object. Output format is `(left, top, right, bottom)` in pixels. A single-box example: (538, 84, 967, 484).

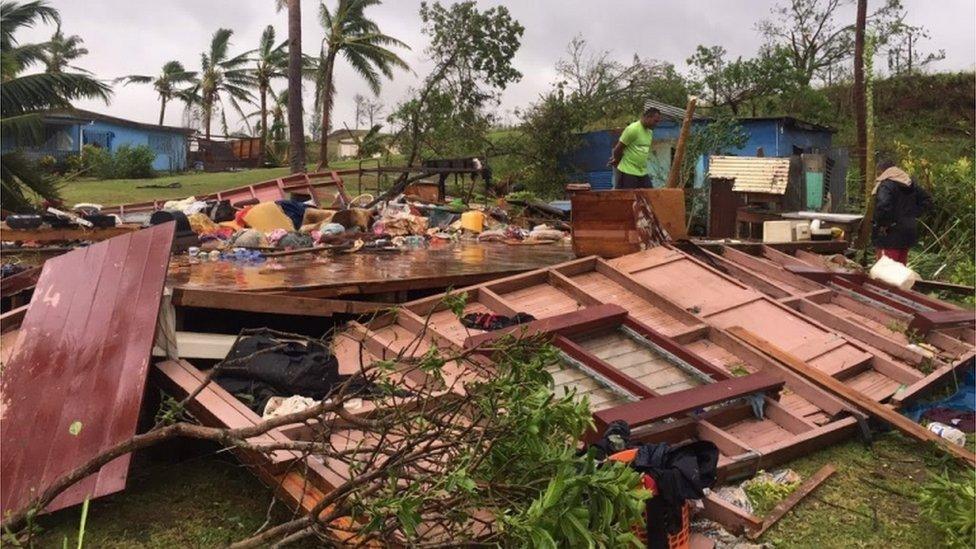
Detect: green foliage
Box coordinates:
(917, 470, 976, 548)
(391, 1, 524, 165)
(0, 151, 62, 212)
(72, 144, 156, 180)
(686, 44, 801, 116)
(744, 475, 800, 516)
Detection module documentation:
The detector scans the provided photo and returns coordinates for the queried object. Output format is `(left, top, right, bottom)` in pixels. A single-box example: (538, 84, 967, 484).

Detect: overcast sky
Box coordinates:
(17, 0, 976, 133)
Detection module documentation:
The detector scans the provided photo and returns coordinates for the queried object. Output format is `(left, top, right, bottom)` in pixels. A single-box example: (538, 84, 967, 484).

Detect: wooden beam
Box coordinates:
(463, 304, 628, 349)
(0, 305, 28, 333)
(591, 373, 784, 435)
(747, 464, 836, 540)
(173, 288, 392, 316)
(701, 492, 763, 535)
(721, 246, 822, 292)
(726, 326, 976, 466)
(666, 96, 698, 189)
(909, 310, 975, 336)
(892, 351, 976, 406)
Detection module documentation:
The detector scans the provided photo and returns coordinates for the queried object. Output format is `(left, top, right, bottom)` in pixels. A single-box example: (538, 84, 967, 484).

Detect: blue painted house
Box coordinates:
(566, 116, 834, 190)
(1, 109, 193, 171)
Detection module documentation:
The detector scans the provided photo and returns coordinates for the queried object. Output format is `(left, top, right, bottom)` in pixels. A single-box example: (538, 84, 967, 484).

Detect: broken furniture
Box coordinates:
(570, 189, 688, 258)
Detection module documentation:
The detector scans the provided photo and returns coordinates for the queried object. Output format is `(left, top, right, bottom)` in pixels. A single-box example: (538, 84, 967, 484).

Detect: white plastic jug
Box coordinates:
(869, 255, 920, 290)
(928, 422, 967, 446)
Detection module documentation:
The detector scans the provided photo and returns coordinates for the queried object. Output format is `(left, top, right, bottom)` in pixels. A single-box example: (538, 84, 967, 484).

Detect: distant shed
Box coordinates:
(564, 115, 834, 190)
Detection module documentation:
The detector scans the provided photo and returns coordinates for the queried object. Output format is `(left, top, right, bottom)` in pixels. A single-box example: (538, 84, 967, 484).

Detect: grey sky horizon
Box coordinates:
(17, 0, 976, 134)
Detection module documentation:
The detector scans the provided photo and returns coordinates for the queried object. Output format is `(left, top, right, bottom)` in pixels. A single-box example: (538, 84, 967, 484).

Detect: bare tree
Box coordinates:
(758, 0, 908, 86)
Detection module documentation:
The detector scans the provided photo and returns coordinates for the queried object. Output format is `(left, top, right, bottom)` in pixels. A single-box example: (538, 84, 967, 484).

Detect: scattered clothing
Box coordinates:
(460, 312, 536, 331)
(922, 408, 975, 433)
(187, 213, 221, 235)
(277, 232, 314, 250)
(902, 369, 976, 426)
(242, 201, 295, 232)
(214, 330, 348, 414)
(262, 395, 318, 420)
(276, 200, 309, 230)
(229, 228, 268, 249)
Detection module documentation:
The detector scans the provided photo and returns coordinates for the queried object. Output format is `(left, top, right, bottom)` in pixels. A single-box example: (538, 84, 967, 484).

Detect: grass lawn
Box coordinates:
(29, 430, 971, 548)
(58, 159, 385, 206)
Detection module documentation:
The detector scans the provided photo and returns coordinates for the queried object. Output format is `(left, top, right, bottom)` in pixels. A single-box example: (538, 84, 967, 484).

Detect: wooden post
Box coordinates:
(726, 326, 976, 467)
(666, 96, 698, 189)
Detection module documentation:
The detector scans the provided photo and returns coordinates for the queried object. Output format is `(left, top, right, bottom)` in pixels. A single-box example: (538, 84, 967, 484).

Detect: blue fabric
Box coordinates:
(901, 369, 976, 422)
(275, 200, 309, 230)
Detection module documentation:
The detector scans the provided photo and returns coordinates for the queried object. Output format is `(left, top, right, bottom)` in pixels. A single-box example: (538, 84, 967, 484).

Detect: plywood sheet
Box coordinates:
(500, 284, 583, 318)
(1, 223, 173, 516)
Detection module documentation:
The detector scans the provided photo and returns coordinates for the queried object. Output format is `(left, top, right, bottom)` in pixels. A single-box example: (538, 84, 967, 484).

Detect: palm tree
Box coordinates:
(251, 25, 287, 166)
(117, 61, 197, 125)
(276, 0, 305, 173)
(40, 23, 88, 73)
(193, 28, 254, 140)
(1, 0, 111, 211)
(245, 88, 289, 164)
(315, 0, 409, 168)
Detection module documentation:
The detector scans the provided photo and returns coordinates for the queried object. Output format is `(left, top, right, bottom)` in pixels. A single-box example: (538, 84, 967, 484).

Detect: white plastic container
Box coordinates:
(928, 422, 967, 446)
(869, 255, 920, 290)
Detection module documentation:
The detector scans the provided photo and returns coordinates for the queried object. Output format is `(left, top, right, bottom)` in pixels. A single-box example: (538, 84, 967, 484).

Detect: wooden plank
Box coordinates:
(0, 305, 27, 333)
(747, 464, 836, 539)
(726, 326, 976, 466)
(0, 265, 42, 295)
(1, 223, 174, 516)
(463, 304, 627, 349)
(909, 310, 975, 335)
(172, 287, 392, 316)
(701, 492, 763, 535)
(0, 224, 140, 243)
(590, 373, 784, 436)
(571, 189, 687, 258)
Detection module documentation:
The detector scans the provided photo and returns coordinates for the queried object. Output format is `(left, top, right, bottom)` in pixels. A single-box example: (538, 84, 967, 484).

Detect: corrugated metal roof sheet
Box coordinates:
(643, 98, 701, 121)
(709, 156, 791, 194)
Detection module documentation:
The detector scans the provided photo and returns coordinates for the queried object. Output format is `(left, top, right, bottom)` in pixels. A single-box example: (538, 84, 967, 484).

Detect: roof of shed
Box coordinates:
(709, 155, 792, 194)
(42, 108, 195, 135)
(643, 98, 702, 121)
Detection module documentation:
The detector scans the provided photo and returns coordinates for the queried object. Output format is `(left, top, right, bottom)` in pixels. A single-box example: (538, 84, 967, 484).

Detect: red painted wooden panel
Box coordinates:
(0, 223, 174, 516)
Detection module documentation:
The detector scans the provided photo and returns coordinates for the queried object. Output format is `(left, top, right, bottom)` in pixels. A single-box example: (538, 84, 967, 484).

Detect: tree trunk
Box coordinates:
(286, 0, 306, 173)
(853, 0, 867, 224)
(259, 82, 268, 167)
(317, 53, 336, 170)
(204, 98, 212, 140)
(159, 97, 167, 126)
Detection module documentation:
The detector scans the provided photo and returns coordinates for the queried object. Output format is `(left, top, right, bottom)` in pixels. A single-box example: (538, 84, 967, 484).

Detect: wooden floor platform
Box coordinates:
(167, 240, 576, 297)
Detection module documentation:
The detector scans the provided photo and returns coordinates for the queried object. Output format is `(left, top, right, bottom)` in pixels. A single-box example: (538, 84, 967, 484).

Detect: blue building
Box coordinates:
(566, 116, 835, 190)
(1, 109, 193, 171)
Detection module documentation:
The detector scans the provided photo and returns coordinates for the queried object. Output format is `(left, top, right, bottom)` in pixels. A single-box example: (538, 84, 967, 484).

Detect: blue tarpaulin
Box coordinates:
(901, 369, 976, 422)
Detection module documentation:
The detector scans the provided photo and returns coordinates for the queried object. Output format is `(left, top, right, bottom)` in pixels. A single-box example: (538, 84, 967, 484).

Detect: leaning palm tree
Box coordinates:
(192, 28, 254, 140)
(251, 25, 287, 166)
(1, 0, 111, 211)
(40, 23, 88, 73)
(315, 0, 409, 168)
(116, 61, 197, 125)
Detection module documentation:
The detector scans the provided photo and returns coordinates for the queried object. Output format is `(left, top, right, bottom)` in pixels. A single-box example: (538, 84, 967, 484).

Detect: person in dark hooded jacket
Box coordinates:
(871, 160, 932, 264)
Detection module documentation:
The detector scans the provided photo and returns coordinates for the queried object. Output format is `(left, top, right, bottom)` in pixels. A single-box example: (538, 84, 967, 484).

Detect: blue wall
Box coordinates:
(83, 120, 187, 171)
(565, 118, 833, 189)
(2, 119, 188, 171)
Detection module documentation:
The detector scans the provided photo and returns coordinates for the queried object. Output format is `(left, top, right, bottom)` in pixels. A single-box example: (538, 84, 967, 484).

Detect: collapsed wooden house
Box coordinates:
(152, 242, 974, 532)
(2, 214, 974, 536)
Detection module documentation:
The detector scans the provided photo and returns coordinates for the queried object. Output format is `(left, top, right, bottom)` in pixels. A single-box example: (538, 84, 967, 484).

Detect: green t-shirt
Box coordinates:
(617, 120, 653, 176)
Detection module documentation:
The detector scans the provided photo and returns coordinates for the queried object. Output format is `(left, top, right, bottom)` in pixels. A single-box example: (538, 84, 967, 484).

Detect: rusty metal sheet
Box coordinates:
(1, 223, 174, 516)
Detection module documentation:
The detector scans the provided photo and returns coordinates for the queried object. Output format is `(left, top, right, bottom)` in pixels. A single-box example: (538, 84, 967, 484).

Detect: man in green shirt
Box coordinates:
(609, 106, 661, 189)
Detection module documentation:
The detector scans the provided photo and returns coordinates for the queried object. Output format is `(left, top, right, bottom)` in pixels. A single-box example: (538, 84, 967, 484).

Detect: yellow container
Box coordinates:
(460, 210, 485, 233)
